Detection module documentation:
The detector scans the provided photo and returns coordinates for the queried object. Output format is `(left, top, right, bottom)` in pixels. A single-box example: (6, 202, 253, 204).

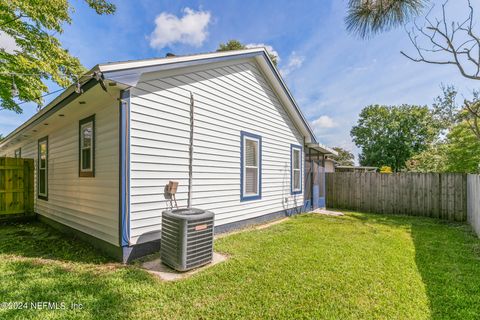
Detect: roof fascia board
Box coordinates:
(254, 52, 317, 144)
(100, 52, 261, 87)
(99, 48, 265, 72)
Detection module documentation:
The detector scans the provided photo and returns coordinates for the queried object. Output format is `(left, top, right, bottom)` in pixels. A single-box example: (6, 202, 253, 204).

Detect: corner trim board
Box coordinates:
(119, 90, 131, 247)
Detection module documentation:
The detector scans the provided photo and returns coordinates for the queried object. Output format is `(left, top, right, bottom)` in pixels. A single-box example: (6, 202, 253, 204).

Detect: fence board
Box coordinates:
(326, 172, 467, 221)
(467, 174, 480, 237)
(0, 157, 34, 219)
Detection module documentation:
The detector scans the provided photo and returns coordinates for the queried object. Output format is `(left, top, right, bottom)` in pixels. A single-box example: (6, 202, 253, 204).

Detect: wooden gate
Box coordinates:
(0, 157, 34, 218)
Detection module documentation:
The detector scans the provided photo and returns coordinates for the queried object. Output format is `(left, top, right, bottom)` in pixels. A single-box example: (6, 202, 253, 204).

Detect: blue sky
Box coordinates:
(0, 0, 477, 160)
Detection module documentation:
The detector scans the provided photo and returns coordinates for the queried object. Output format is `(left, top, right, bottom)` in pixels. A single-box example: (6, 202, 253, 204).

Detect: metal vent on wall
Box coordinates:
(161, 208, 214, 271)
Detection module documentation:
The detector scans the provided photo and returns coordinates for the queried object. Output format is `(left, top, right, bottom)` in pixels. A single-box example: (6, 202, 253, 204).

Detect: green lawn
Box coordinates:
(1, 212, 479, 319)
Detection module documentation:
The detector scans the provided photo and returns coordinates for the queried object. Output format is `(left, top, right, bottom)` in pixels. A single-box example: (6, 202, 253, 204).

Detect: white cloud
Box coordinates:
(245, 43, 280, 63)
(280, 51, 305, 76)
(149, 8, 211, 49)
(0, 31, 20, 54)
(311, 115, 337, 130)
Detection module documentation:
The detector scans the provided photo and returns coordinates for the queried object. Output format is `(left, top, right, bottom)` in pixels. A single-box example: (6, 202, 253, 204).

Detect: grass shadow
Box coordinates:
(338, 210, 480, 319)
(0, 221, 161, 319)
(411, 219, 480, 319)
(0, 221, 112, 264)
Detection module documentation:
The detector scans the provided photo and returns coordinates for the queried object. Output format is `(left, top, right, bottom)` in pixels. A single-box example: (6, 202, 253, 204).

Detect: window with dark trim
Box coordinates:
(38, 137, 48, 200)
(291, 144, 302, 195)
(14, 148, 21, 158)
(79, 115, 95, 177)
(240, 131, 261, 201)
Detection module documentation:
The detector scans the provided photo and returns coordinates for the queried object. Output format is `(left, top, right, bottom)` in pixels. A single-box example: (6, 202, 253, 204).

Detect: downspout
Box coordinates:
(187, 92, 194, 208)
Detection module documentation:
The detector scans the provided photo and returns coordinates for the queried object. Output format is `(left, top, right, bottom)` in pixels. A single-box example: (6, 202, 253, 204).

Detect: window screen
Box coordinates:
(79, 115, 95, 177)
(241, 132, 261, 200)
(38, 137, 48, 199)
(291, 145, 302, 194)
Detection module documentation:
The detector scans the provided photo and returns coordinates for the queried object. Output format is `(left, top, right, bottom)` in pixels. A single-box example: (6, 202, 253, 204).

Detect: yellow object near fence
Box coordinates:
(0, 157, 34, 218)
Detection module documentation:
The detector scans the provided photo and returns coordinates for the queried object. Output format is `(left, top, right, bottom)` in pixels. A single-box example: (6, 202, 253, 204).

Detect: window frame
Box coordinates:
(291, 144, 303, 195)
(79, 114, 95, 177)
(240, 131, 262, 201)
(14, 148, 21, 158)
(38, 136, 48, 200)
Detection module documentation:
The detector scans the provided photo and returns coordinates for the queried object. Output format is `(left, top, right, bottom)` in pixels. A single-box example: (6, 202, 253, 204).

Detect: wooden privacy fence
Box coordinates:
(467, 174, 480, 237)
(0, 157, 34, 219)
(326, 172, 467, 221)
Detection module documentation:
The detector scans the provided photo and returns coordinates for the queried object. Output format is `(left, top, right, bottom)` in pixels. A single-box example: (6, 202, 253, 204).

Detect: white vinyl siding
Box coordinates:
(128, 59, 304, 244)
(0, 86, 119, 245)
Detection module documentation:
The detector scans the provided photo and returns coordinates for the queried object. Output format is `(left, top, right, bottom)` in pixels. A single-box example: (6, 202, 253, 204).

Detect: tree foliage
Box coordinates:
(405, 143, 447, 172)
(0, 0, 115, 113)
(217, 40, 278, 66)
(345, 0, 427, 38)
(407, 121, 480, 173)
(331, 147, 355, 166)
(351, 104, 439, 171)
(432, 84, 460, 132)
(443, 121, 480, 173)
(400, 1, 480, 140)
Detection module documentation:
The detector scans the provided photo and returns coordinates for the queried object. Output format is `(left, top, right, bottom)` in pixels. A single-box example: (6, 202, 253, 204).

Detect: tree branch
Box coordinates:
(401, 0, 480, 80)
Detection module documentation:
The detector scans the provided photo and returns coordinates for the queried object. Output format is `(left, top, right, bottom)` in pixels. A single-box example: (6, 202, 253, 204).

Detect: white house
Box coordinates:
(0, 48, 336, 262)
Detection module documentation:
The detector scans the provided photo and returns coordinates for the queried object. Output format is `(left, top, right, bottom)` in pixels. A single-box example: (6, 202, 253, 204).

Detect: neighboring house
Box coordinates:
(324, 157, 337, 173)
(0, 48, 336, 262)
(335, 166, 378, 172)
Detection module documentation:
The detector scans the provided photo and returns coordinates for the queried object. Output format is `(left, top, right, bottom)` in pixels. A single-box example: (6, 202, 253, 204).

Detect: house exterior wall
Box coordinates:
(128, 59, 305, 245)
(0, 87, 120, 245)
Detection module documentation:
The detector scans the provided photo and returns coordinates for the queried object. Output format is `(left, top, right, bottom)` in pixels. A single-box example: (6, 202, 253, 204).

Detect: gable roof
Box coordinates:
(1, 48, 336, 155)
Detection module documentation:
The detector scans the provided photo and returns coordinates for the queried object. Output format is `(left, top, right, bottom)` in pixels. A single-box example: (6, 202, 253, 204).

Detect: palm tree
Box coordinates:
(345, 0, 428, 38)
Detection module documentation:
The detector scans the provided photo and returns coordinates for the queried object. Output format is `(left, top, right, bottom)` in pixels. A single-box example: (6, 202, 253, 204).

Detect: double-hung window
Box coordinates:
(291, 144, 302, 194)
(38, 137, 48, 200)
(14, 148, 21, 158)
(79, 115, 95, 177)
(241, 131, 261, 201)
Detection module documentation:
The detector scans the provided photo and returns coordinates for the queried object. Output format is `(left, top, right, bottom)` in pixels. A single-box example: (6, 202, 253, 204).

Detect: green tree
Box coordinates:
(331, 147, 355, 166)
(217, 40, 278, 66)
(407, 122, 480, 173)
(351, 104, 439, 171)
(217, 40, 245, 51)
(0, 0, 115, 113)
(345, 0, 427, 38)
(432, 84, 460, 132)
(444, 122, 480, 173)
(406, 144, 447, 172)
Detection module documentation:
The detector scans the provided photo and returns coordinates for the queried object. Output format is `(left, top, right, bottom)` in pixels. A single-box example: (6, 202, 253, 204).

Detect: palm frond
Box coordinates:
(346, 0, 428, 39)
